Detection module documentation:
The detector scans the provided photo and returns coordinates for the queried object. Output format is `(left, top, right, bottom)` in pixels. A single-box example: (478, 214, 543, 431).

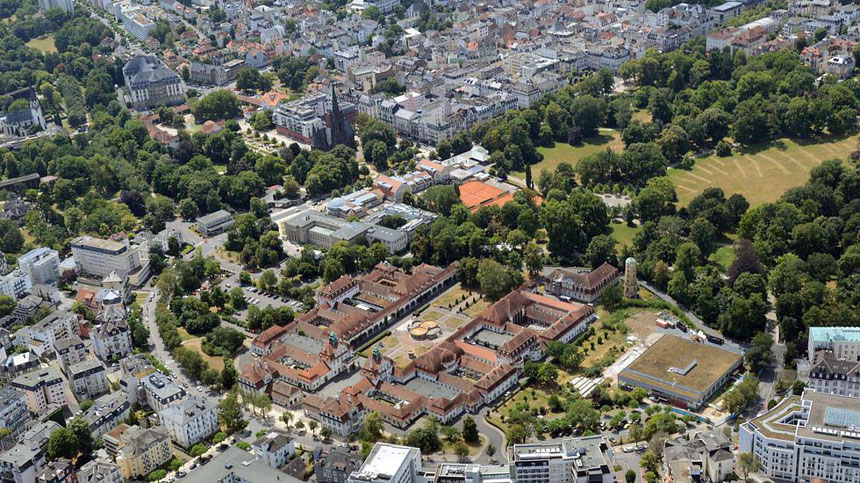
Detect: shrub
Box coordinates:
(212, 431, 228, 444)
(148, 470, 167, 481)
(716, 140, 732, 157)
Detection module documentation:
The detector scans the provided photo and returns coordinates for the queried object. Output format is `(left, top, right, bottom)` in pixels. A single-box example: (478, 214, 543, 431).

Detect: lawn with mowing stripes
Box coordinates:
(668, 135, 859, 207)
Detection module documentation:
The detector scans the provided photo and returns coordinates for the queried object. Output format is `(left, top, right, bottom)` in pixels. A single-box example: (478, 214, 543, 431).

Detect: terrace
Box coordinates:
(402, 376, 461, 401)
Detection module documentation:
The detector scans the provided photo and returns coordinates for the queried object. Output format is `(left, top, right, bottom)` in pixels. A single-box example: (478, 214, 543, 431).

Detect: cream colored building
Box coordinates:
(104, 424, 172, 480)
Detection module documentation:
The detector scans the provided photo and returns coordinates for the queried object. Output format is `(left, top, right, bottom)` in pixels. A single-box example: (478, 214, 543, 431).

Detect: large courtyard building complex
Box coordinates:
(303, 280, 596, 436)
(739, 391, 860, 483)
(618, 334, 743, 410)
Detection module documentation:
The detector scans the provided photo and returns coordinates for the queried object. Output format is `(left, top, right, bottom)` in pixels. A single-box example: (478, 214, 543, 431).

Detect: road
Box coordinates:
(142, 287, 216, 401)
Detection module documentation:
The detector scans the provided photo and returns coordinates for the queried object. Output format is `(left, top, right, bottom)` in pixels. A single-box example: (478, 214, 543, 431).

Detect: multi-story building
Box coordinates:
(141, 373, 186, 412)
(103, 424, 172, 480)
(91, 319, 133, 362)
(69, 359, 110, 400)
(18, 311, 79, 357)
(0, 442, 45, 483)
(273, 88, 356, 150)
(542, 263, 620, 304)
(76, 458, 123, 483)
(0, 387, 31, 438)
(510, 436, 615, 483)
(122, 56, 185, 110)
(348, 443, 422, 483)
(739, 391, 860, 483)
(121, 8, 156, 41)
(54, 334, 88, 372)
(663, 431, 734, 483)
(808, 326, 860, 362)
(805, 353, 860, 398)
(81, 391, 131, 439)
(71, 235, 149, 286)
(17, 248, 60, 286)
(196, 210, 234, 236)
(37, 0, 73, 13)
(10, 367, 67, 413)
(315, 449, 362, 483)
(279, 209, 409, 252)
(433, 463, 514, 483)
(252, 430, 295, 469)
(158, 397, 218, 448)
(0, 269, 32, 299)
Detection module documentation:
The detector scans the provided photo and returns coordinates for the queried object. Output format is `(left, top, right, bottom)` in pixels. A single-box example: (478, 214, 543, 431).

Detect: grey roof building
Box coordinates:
(122, 56, 185, 110)
(196, 209, 235, 236)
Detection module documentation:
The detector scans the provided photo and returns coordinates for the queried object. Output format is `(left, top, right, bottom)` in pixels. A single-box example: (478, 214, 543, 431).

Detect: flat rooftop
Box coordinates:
(402, 376, 461, 400)
(470, 328, 513, 348)
(282, 333, 324, 354)
(620, 334, 742, 399)
(356, 444, 417, 479)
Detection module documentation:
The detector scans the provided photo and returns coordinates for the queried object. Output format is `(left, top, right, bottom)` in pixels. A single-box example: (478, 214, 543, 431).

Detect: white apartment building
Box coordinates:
(252, 431, 296, 468)
(0, 269, 32, 299)
(91, 319, 133, 362)
(69, 359, 111, 400)
(10, 366, 67, 413)
(121, 8, 155, 41)
(510, 436, 616, 483)
(71, 235, 148, 285)
(37, 0, 73, 13)
(19, 310, 79, 357)
(739, 391, 860, 483)
(158, 397, 218, 448)
(809, 327, 860, 362)
(0, 387, 31, 438)
(0, 443, 45, 483)
(17, 248, 60, 285)
(348, 443, 422, 483)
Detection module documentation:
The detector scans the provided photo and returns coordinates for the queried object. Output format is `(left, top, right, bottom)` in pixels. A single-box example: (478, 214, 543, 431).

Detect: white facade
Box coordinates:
(739, 391, 860, 483)
(809, 327, 860, 362)
(37, 0, 73, 13)
(0, 388, 30, 438)
(121, 8, 155, 41)
(159, 397, 218, 448)
(71, 236, 143, 279)
(91, 320, 133, 362)
(0, 269, 32, 299)
(17, 248, 60, 286)
(348, 444, 422, 483)
(252, 431, 296, 468)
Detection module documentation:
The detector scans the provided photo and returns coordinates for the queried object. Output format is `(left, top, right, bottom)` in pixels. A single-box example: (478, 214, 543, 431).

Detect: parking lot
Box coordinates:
(215, 278, 305, 316)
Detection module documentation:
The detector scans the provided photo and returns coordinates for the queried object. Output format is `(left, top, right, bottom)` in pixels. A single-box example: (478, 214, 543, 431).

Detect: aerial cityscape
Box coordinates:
(0, 0, 858, 482)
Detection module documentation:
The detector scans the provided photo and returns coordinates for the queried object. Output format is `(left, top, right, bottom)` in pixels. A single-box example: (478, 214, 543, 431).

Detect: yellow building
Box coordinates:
(103, 424, 172, 480)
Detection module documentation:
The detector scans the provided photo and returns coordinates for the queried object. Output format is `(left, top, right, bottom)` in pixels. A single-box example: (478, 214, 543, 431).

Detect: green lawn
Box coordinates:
(710, 245, 736, 271)
(513, 128, 625, 177)
(610, 221, 639, 248)
(25, 35, 57, 53)
(668, 134, 859, 207)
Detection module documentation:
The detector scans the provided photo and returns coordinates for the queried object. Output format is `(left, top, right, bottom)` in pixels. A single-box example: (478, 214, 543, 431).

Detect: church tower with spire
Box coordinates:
(328, 84, 357, 150)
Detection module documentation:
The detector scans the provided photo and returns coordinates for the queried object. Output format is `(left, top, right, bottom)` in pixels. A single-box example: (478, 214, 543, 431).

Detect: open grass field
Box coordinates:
(512, 128, 625, 177)
(669, 135, 859, 207)
(610, 221, 639, 248)
(709, 245, 736, 271)
(181, 338, 225, 371)
(25, 35, 57, 53)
